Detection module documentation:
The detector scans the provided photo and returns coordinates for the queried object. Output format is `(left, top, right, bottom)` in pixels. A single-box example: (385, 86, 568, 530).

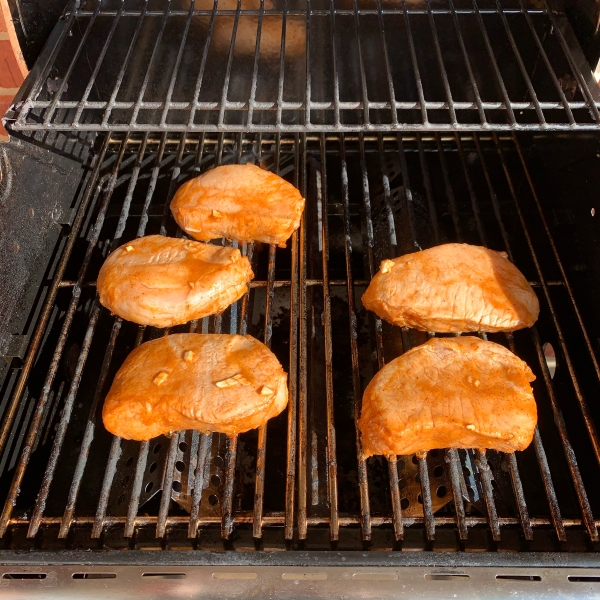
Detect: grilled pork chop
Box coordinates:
(358, 336, 537, 457)
(361, 244, 539, 332)
(97, 235, 253, 328)
(170, 163, 305, 247)
(103, 334, 288, 440)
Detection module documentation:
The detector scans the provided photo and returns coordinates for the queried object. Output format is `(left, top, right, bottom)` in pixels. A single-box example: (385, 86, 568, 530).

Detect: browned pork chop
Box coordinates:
(170, 163, 304, 247)
(97, 235, 253, 328)
(103, 334, 288, 441)
(361, 243, 539, 332)
(358, 336, 537, 457)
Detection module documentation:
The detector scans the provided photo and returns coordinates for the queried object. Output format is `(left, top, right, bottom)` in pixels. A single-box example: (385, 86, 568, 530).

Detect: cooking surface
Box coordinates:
(0, 132, 599, 554)
(5, 0, 600, 132)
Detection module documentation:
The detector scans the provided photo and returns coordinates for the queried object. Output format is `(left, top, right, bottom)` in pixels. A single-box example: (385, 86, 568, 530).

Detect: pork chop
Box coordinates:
(361, 243, 539, 332)
(170, 163, 305, 247)
(358, 336, 537, 457)
(97, 235, 253, 328)
(103, 334, 288, 440)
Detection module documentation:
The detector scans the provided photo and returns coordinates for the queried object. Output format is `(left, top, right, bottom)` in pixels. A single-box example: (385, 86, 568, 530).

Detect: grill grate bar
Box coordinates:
(416, 453, 435, 541)
(297, 135, 309, 540)
(402, 0, 428, 127)
(94, 133, 169, 539)
(252, 136, 280, 540)
(159, 1, 197, 129)
(339, 135, 371, 541)
(71, 3, 124, 127)
(532, 427, 567, 541)
(0, 140, 126, 537)
(187, 0, 218, 129)
(509, 134, 600, 387)
(217, 0, 242, 130)
(42, 4, 101, 127)
(55, 319, 123, 539)
(13, 513, 600, 528)
(545, 7, 600, 124)
(9, 2, 600, 132)
(448, 0, 487, 126)
(427, 1, 457, 126)
(445, 450, 468, 540)
(470, 133, 596, 541)
(2, 133, 599, 549)
(386, 457, 404, 541)
(473, 0, 516, 127)
(102, 5, 149, 127)
(319, 133, 340, 541)
(519, 0, 576, 124)
(496, 0, 545, 126)
(476, 449, 501, 541)
(284, 134, 301, 541)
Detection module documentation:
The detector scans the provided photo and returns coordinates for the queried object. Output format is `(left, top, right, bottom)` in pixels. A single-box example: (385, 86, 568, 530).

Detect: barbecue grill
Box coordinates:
(1, 0, 600, 597)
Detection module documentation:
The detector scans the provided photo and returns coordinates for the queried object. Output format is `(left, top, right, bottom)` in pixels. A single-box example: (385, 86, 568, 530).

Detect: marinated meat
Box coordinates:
(358, 336, 537, 457)
(361, 243, 539, 332)
(103, 334, 288, 440)
(97, 235, 253, 328)
(170, 163, 305, 247)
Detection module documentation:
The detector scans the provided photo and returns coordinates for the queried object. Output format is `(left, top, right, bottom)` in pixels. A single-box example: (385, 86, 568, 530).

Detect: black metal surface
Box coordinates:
(0, 135, 94, 447)
(0, 133, 599, 557)
(1, 549, 600, 567)
(4, 0, 600, 133)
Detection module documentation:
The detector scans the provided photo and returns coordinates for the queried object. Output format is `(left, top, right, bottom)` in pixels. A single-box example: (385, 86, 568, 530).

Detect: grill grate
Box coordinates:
(4, 0, 600, 133)
(0, 132, 599, 550)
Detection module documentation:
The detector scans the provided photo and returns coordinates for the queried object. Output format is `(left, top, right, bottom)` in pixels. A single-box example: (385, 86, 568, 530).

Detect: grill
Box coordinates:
(2, 0, 600, 596)
(5, 0, 600, 132)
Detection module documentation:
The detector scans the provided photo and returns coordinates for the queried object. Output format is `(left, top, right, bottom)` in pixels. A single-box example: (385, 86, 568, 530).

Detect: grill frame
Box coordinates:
(4, 0, 600, 133)
(0, 131, 599, 556)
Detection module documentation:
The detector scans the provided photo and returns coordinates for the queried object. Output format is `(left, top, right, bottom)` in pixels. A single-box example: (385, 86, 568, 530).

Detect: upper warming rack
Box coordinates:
(5, 0, 600, 133)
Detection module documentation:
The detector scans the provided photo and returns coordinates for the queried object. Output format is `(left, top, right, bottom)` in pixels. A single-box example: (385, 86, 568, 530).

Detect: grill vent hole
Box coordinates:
(436, 486, 447, 498)
(149, 462, 157, 474)
(73, 573, 117, 579)
(175, 461, 185, 473)
(172, 480, 182, 493)
(153, 443, 161, 454)
(425, 574, 470, 581)
(179, 442, 188, 453)
(497, 575, 541, 581)
(3, 573, 47, 579)
(209, 494, 219, 506)
(145, 482, 154, 493)
(126, 456, 134, 467)
(117, 494, 125, 505)
(213, 456, 224, 468)
(433, 465, 444, 477)
(211, 474, 221, 487)
(400, 498, 409, 510)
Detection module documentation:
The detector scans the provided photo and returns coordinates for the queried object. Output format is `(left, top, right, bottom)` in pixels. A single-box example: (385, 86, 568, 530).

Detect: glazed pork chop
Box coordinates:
(103, 334, 288, 440)
(97, 235, 253, 328)
(170, 163, 305, 247)
(361, 243, 539, 332)
(358, 336, 537, 457)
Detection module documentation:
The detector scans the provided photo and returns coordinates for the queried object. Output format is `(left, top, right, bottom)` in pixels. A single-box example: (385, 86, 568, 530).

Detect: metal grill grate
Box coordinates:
(4, 0, 600, 133)
(0, 132, 599, 550)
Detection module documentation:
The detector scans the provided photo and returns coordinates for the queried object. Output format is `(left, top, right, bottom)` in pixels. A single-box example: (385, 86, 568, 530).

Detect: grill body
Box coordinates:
(1, 0, 600, 596)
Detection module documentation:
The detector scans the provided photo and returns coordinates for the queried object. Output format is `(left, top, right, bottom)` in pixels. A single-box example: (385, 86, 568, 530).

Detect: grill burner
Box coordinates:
(5, 0, 600, 132)
(0, 132, 599, 558)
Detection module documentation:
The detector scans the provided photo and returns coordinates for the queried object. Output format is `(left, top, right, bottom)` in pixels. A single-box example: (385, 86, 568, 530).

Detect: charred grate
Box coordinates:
(0, 132, 599, 551)
(4, 0, 600, 133)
